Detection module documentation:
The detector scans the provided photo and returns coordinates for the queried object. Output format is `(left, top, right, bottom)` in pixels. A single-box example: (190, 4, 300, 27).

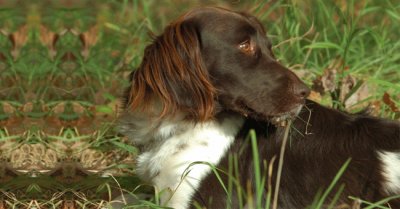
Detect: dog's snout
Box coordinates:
(294, 82, 310, 99)
(286, 69, 310, 99)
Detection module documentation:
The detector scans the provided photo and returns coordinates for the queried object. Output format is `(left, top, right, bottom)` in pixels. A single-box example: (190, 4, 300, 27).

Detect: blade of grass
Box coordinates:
(315, 158, 351, 208)
(272, 120, 292, 209)
(249, 129, 263, 208)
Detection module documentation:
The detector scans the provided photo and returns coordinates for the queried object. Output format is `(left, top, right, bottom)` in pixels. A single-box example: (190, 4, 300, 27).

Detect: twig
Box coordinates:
(272, 120, 292, 209)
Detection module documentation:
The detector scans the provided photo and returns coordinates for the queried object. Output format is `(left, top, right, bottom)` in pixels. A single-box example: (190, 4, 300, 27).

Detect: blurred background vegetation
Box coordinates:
(0, 0, 399, 208)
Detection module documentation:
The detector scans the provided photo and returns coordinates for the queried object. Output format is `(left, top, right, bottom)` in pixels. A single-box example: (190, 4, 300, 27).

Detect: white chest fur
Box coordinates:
(378, 151, 400, 194)
(131, 115, 244, 209)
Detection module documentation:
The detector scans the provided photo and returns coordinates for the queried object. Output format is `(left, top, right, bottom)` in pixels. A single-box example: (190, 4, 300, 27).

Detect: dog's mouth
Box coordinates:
(270, 104, 304, 127)
(240, 104, 266, 120)
(239, 101, 303, 127)
(270, 114, 293, 127)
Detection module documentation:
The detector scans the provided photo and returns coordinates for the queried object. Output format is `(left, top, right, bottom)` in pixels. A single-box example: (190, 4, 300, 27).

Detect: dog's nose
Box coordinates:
(294, 83, 310, 98)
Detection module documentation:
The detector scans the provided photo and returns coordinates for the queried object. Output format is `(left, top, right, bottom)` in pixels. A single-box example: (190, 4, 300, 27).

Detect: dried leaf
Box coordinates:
(312, 67, 338, 95)
(111, 50, 120, 57)
(308, 90, 322, 103)
(369, 100, 382, 116)
(312, 76, 325, 95)
(9, 25, 29, 58)
(80, 25, 99, 58)
(2, 102, 15, 114)
(344, 83, 370, 109)
(39, 25, 58, 58)
(382, 92, 399, 112)
(0, 52, 6, 61)
(339, 75, 356, 103)
(321, 68, 337, 92)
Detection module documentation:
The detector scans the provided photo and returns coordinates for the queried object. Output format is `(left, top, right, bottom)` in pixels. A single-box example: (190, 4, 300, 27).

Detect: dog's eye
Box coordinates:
(238, 40, 255, 55)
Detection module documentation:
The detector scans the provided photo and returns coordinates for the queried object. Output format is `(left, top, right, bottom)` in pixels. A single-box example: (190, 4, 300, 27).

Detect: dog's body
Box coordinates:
(193, 100, 400, 208)
(118, 7, 400, 209)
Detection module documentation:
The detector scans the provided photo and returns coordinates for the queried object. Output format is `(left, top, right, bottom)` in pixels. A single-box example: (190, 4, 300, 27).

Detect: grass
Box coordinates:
(0, 0, 399, 208)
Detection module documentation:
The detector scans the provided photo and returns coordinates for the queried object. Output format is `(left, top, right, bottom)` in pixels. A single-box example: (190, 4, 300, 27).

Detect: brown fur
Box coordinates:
(127, 15, 216, 121)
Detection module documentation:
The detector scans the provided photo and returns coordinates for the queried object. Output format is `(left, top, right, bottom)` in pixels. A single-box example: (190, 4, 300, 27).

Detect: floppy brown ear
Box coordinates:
(126, 17, 216, 121)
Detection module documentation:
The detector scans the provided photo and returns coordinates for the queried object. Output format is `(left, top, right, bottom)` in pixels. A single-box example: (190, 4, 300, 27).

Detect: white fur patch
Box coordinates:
(378, 151, 400, 194)
(121, 113, 244, 209)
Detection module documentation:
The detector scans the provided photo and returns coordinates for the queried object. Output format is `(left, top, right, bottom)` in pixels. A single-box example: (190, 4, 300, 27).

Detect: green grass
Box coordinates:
(0, 0, 399, 208)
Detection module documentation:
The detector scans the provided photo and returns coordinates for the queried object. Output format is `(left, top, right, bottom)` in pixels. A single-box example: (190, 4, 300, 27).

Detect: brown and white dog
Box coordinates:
(118, 7, 400, 209)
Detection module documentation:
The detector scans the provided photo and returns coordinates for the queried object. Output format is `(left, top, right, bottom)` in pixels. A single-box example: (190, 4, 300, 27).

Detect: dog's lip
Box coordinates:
(270, 105, 303, 127)
(240, 104, 265, 119)
(239, 101, 304, 127)
(270, 114, 294, 127)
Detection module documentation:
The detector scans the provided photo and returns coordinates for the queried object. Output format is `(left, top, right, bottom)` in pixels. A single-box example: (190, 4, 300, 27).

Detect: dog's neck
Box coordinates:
(118, 108, 244, 142)
(118, 109, 185, 147)
(118, 110, 245, 209)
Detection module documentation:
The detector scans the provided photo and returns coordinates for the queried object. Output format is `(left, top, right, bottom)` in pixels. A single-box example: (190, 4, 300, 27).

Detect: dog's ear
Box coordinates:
(127, 18, 216, 121)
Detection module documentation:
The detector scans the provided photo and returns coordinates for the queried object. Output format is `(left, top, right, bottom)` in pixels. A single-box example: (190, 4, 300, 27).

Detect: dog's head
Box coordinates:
(125, 7, 310, 122)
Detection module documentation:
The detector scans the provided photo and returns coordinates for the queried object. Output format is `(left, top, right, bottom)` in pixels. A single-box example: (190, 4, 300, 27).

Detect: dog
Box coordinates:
(118, 7, 400, 209)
